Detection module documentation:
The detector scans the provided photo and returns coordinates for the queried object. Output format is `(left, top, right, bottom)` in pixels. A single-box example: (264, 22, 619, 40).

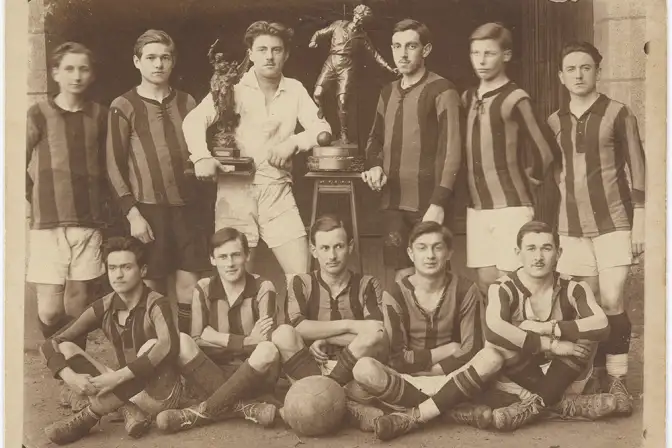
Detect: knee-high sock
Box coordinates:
(180, 351, 228, 399)
(604, 313, 631, 377)
(360, 370, 429, 409)
(328, 347, 358, 386)
(202, 361, 264, 416)
(283, 347, 321, 381)
(537, 357, 586, 406)
(38, 316, 87, 351)
(177, 303, 192, 335)
(430, 366, 486, 413)
(504, 358, 546, 395)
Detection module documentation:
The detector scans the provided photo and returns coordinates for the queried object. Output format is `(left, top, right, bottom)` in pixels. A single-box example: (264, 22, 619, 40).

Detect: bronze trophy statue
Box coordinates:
(207, 39, 254, 175)
(309, 3, 397, 147)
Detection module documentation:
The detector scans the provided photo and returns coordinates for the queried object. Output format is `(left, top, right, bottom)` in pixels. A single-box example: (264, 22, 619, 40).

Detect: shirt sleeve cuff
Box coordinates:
(228, 334, 245, 352)
(189, 152, 214, 164)
(119, 194, 137, 217)
(412, 349, 432, 371)
(632, 189, 645, 207)
(557, 321, 580, 342)
(47, 353, 69, 379)
(289, 315, 306, 327)
(127, 354, 155, 380)
(522, 332, 542, 355)
(438, 356, 464, 375)
(429, 186, 452, 208)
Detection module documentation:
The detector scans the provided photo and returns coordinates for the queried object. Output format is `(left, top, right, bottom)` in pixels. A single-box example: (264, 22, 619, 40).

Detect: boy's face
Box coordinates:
(211, 239, 249, 284)
(52, 52, 94, 95)
(407, 232, 452, 277)
(248, 34, 288, 80)
(515, 232, 561, 279)
(470, 39, 511, 81)
(311, 228, 352, 276)
(133, 42, 174, 86)
(107, 251, 146, 294)
(392, 29, 431, 76)
(558, 51, 600, 97)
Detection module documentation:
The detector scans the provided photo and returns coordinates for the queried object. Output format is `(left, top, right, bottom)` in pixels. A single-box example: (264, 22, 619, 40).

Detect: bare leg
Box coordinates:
(271, 236, 310, 277)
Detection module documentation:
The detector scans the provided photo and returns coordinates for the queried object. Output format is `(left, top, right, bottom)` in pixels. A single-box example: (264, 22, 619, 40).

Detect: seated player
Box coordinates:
(350, 221, 486, 440)
(368, 221, 618, 441)
(155, 228, 280, 433)
(40, 237, 243, 445)
(270, 214, 388, 431)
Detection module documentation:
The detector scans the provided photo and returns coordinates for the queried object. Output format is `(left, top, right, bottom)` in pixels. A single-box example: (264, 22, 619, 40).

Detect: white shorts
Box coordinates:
(557, 231, 633, 277)
(466, 206, 535, 271)
(495, 361, 592, 400)
(215, 179, 306, 249)
(26, 227, 104, 285)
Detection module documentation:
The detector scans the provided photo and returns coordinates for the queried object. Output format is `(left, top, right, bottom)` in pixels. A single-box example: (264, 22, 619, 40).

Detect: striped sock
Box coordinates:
(328, 347, 358, 386)
(605, 313, 631, 377)
(373, 372, 428, 409)
(177, 303, 192, 334)
(606, 354, 628, 378)
(430, 366, 485, 413)
(283, 347, 321, 381)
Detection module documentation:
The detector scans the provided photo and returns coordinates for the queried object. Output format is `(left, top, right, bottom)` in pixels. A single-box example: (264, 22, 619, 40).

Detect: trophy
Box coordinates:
(307, 4, 396, 172)
(206, 39, 254, 175)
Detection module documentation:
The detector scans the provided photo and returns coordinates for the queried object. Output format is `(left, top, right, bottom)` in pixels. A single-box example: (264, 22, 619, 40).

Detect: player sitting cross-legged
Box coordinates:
(155, 227, 281, 433)
(40, 236, 250, 445)
(368, 221, 618, 441)
(270, 214, 389, 432)
(349, 221, 488, 441)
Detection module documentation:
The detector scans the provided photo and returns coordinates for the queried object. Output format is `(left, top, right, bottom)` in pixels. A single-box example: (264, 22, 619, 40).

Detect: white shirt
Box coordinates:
(183, 68, 331, 184)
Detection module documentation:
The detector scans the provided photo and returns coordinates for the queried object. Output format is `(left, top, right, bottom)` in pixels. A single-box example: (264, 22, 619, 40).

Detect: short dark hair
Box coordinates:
(210, 227, 250, 255)
(516, 220, 560, 249)
(470, 22, 513, 51)
(310, 214, 351, 245)
(408, 221, 453, 250)
(134, 29, 176, 59)
(103, 236, 147, 267)
(559, 41, 603, 69)
(392, 19, 432, 46)
(50, 42, 95, 70)
(244, 21, 294, 50)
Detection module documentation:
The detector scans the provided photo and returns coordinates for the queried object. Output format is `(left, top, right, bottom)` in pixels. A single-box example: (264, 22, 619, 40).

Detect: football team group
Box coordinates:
(26, 6, 645, 445)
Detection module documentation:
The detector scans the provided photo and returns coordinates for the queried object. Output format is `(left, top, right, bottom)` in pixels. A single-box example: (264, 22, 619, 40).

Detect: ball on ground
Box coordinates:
(282, 375, 346, 436)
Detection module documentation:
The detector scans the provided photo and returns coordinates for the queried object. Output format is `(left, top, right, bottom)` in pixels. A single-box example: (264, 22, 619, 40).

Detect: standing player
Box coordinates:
(107, 30, 210, 334)
(184, 21, 331, 277)
(463, 23, 556, 294)
(26, 42, 109, 410)
(270, 214, 388, 431)
(155, 227, 279, 433)
(308, 3, 396, 144)
(364, 221, 617, 441)
(40, 237, 228, 444)
(361, 19, 462, 280)
(549, 41, 646, 415)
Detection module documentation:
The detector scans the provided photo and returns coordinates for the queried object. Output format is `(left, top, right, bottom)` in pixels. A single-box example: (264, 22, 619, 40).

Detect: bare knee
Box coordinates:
(175, 271, 198, 304)
(177, 333, 200, 364)
(249, 341, 280, 371)
(36, 285, 66, 324)
(475, 346, 505, 372)
(138, 338, 158, 356)
(58, 341, 84, 359)
(271, 324, 302, 352)
(352, 357, 386, 389)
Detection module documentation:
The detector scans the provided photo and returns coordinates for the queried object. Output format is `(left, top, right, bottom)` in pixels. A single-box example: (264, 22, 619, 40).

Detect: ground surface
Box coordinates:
(23, 258, 645, 448)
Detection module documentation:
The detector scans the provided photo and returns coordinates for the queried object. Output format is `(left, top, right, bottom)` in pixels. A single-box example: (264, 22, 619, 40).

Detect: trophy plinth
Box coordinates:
(308, 143, 364, 172)
(212, 146, 255, 176)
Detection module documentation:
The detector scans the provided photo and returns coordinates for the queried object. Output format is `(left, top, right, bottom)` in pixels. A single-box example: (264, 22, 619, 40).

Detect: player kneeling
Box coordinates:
(351, 221, 491, 441)
(40, 237, 229, 445)
(155, 228, 280, 433)
(366, 221, 619, 440)
(271, 214, 389, 432)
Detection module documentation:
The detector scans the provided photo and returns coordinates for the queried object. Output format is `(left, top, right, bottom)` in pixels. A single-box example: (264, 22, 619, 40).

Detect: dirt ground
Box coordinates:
(23, 263, 645, 448)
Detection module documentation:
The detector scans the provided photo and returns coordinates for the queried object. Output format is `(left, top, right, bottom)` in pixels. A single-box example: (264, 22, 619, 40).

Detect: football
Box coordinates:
(282, 375, 346, 436)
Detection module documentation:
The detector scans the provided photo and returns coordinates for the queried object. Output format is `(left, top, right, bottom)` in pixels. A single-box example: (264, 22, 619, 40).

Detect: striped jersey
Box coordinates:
(26, 98, 108, 230)
(383, 273, 483, 375)
(107, 88, 196, 215)
(463, 81, 556, 210)
(365, 71, 462, 212)
(485, 270, 609, 356)
(547, 94, 646, 237)
(191, 273, 276, 357)
(41, 286, 179, 401)
(286, 270, 383, 327)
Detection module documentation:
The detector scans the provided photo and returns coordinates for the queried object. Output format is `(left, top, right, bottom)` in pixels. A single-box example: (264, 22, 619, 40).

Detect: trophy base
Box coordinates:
(215, 155, 255, 176)
(310, 143, 363, 172)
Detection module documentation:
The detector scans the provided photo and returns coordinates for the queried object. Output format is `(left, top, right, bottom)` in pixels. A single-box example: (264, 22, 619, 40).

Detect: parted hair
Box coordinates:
(210, 227, 250, 255)
(103, 236, 147, 267)
(516, 220, 560, 249)
(559, 41, 603, 69)
(134, 29, 176, 59)
(244, 21, 294, 50)
(393, 19, 432, 46)
(469, 22, 513, 51)
(50, 42, 95, 69)
(408, 221, 453, 250)
(310, 214, 351, 245)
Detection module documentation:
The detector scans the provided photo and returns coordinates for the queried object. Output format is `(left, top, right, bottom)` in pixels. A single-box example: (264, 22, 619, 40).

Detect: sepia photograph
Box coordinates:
(6, 0, 667, 447)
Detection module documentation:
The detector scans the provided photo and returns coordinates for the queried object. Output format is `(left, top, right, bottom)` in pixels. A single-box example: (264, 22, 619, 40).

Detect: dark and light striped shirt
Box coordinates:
(485, 270, 609, 355)
(191, 273, 276, 356)
(365, 71, 462, 212)
(383, 273, 483, 375)
(107, 88, 196, 215)
(41, 286, 179, 401)
(286, 271, 383, 326)
(26, 98, 108, 230)
(463, 82, 556, 210)
(547, 94, 646, 237)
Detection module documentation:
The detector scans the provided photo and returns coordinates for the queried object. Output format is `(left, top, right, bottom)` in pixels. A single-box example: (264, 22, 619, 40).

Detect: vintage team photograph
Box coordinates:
(14, 0, 666, 446)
